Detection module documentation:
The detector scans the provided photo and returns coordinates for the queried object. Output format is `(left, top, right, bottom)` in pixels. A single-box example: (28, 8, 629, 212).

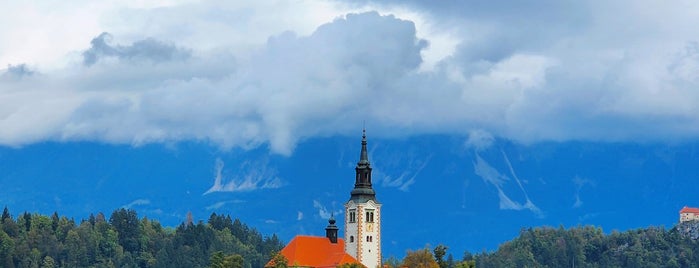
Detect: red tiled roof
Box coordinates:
(266, 236, 363, 268)
(680, 206, 699, 214)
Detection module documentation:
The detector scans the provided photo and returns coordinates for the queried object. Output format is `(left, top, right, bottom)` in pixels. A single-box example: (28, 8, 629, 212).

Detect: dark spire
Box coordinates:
(350, 129, 376, 203)
(359, 128, 369, 165)
(325, 213, 338, 243)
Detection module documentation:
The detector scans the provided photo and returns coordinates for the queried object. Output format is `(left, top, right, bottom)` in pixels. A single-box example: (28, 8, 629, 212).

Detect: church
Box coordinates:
(267, 130, 382, 268)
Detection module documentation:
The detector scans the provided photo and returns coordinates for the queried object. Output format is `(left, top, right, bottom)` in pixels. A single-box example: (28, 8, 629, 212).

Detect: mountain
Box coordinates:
(1, 135, 697, 258)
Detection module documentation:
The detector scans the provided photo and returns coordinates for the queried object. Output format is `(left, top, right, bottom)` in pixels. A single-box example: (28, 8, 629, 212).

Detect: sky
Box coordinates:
(2, 0, 699, 259)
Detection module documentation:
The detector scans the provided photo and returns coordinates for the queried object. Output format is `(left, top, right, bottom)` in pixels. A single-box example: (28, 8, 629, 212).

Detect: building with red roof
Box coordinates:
(266, 216, 363, 268)
(680, 206, 699, 222)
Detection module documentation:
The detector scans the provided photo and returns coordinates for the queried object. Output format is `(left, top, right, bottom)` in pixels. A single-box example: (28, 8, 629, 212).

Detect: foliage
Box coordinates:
(336, 262, 364, 268)
(433, 244, 447, 268)
(402, 247, 439, 268)
(475, 225, 699, 267)
(394, 224, 699, 268)
(383, 256, 401, 268)
(267, 252, 288, 268)
(210, 251, 244, 268)
(0, 207, 283, 268)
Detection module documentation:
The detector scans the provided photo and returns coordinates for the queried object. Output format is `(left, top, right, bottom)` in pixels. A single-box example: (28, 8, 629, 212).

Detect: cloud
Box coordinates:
(205, 201, 228, 211)
(204, 158, 283, 194)
(122, 198, 150, 209)
(313, 200, 343, 220)
(297, 211, 303, 221)
(82, 32, 191, 66)
(204, 200, 244, 210)
(1, 64, 35, 80)
(465, 130, 495, 151)
(3, 3, 699, 153)
(473, 153, 542, 217)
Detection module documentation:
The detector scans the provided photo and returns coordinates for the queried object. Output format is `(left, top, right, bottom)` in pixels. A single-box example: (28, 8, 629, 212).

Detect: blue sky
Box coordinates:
(2, 0, 699, 259)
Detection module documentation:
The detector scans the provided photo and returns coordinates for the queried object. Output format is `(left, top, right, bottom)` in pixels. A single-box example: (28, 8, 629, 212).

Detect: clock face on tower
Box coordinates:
(367, 223, 373, 232)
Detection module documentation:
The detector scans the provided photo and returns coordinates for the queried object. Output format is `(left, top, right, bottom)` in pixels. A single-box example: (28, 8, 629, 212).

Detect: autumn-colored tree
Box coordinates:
(268, 252, 288, 268)
(402, 247, 439, 268)
(337, 262, 364, 268)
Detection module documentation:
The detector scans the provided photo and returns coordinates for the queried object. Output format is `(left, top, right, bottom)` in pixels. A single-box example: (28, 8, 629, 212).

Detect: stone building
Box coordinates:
(680, 206, 699, 222)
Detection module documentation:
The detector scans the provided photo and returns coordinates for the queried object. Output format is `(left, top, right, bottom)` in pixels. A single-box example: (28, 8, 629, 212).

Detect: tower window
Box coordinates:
(350, 236, 354, 243)
(366, 236, 373, 242)
(349, 210, 356, 223)
(365, 210, 374, 222)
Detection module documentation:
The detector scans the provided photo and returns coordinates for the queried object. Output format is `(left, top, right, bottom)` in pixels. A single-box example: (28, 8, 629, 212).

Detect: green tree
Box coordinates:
(1, 207, 10, 222)
(0, 230, 15, 268)
(41, 255, 56, 268)
(433, 244, 448, 268)
(210, 251, 245, 268)
(110, 208, 141, 253)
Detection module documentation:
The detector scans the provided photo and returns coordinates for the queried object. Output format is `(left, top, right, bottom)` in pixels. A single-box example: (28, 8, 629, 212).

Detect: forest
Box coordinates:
(471, 223, 699, 267)
(3, 205, 699, 268)
(0, 207, 283, 268)
(408, 222, 699, 268)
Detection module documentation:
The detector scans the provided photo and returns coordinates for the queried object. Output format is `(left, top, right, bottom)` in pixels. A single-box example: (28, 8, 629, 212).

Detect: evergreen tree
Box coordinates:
(1, 207, 10, 222)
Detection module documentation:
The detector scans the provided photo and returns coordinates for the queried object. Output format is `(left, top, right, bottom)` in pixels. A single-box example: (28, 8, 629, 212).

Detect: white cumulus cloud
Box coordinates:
(2, 2, 699, 154)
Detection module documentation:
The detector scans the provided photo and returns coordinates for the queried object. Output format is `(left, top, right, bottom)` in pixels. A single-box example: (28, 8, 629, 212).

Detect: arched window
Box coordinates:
(350, 236, 354, 243)
(349, 210, 356, 223)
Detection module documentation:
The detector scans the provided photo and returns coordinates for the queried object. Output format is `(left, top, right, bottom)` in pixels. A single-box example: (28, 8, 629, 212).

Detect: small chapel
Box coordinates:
(267, 130, 381, 268)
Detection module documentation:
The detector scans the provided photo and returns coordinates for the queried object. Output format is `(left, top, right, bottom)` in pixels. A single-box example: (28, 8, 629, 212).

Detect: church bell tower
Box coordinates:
(345, 129, 381, 268)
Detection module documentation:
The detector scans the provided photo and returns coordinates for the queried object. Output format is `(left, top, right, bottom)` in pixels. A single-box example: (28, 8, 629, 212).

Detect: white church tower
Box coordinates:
(345, 130, 381, 268)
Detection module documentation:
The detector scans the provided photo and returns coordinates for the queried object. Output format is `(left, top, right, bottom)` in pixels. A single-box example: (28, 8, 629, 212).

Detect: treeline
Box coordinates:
(0, 207, 283, 268)
(384, 223, 699, 268)
(476, 224, 699, 267)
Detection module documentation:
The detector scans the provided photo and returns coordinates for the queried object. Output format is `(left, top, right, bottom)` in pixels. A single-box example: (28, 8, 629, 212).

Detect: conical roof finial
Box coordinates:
(359, 129, 369, 164)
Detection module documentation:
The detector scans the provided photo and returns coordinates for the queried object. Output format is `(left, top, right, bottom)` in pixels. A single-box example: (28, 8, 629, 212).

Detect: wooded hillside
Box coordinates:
(0, 207, 283, 268)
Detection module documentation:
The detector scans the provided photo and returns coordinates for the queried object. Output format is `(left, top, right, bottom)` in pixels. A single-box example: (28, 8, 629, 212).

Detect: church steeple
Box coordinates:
(344, 128, 382, 268)
(350, 129, 376, 202)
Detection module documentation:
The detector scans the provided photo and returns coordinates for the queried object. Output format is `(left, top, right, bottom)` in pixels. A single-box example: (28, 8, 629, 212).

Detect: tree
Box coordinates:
(446, 254, 455, 268)
(22, 212, 31, 232)
(268, 252, 288, 268)
(337, 263, 364, 268)
(384, 256, 401, 268)
(433, 244, 448, 268)
(224, 254, 244, 268)
(41, 255, 56, 268)
(403, 247, 439, 268)
(110, 208, 141, 253)
(50, 212, 59, 232)
(454, 260, 475, 268)
(0, 230, 15, 268)
(1, 207, 10, 222)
